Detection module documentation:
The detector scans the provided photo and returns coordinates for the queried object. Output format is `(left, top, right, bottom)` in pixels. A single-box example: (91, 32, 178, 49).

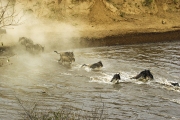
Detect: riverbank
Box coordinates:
(1, 0, 180, 51)
(1, 28, 180, 52)
(43, 27, 180, 50)
(78, 29, 180, 48)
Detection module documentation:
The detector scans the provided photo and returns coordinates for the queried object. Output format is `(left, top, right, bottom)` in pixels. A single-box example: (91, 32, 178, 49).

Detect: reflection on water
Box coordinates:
(0, 41, 180, 119)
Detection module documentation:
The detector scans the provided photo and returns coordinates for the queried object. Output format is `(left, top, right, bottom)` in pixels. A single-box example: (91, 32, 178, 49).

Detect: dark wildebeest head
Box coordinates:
(110, 73, 121, 84)
(131, 70, 153, 81)
(171, 82, 179, 87)
(89, 61, 103, 69)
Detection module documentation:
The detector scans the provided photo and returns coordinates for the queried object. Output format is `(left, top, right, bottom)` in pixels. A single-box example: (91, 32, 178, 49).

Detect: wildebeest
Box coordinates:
(18, 37, 44, 54)
(33, 44, 44, 53)
(60, 55, 75, 64)
(110, 73, 121, 84)
(25, 42, 34, 52)
(131, 69, 154, 81)
(171, 82, 179, 87)
(19, 37, 34, 46)
(54, 51, 74, 58)
(54, 51, 75, 64)
(81, 61, 103, 70)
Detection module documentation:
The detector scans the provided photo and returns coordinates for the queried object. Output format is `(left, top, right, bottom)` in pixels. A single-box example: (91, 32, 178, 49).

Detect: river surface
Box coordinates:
(0, 41, 180, 120)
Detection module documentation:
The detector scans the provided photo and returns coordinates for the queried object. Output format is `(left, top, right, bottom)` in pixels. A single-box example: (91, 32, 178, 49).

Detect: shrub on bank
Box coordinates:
(22, 105, 107, 120)
(16, 97, 107, 120)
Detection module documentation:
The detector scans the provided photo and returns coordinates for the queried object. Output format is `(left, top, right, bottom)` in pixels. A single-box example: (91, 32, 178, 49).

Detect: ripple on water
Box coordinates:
(1, 41, 180, 119)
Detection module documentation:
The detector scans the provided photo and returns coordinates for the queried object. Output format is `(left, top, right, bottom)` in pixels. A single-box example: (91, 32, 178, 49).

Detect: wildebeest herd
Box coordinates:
(18, 37, 44, 54)
(53, 49, 179, 87)
(16, 37, 179, 87)
(54, 51, 75, 65)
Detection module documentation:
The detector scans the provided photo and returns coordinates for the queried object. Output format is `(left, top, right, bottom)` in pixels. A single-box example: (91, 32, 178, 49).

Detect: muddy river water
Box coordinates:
(0, 41, 180, 120)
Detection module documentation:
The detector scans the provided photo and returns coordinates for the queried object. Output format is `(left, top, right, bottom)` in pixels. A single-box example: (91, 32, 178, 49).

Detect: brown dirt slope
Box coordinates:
(1, 0, 180, 49)
(88, 0, 122, 23)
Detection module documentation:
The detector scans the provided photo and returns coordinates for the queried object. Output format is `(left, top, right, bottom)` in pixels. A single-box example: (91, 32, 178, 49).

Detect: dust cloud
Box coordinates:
(0, 8, 86, 84)
(1, 10, 84, 52)
(0, 0, 92, 83)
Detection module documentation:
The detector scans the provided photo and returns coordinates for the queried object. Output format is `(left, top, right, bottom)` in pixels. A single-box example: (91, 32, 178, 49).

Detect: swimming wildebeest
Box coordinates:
(60, 55, 75, 64)
(170, 82, 179, 87)
(110, 73, 121, 84)
(54, 51, 75, 64)
(131, 69, 154, 81)
(81, 61, 103, 70)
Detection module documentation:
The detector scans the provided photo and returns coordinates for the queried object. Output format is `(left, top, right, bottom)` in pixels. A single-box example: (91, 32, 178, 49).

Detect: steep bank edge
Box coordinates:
(78, 29, 180, 48)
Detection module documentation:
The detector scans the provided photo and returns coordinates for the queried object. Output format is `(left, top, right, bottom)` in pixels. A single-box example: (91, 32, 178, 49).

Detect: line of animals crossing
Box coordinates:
(54, 51, 179, 87)
(0, 36, 179, 88)
(1, 37, 179, 87)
